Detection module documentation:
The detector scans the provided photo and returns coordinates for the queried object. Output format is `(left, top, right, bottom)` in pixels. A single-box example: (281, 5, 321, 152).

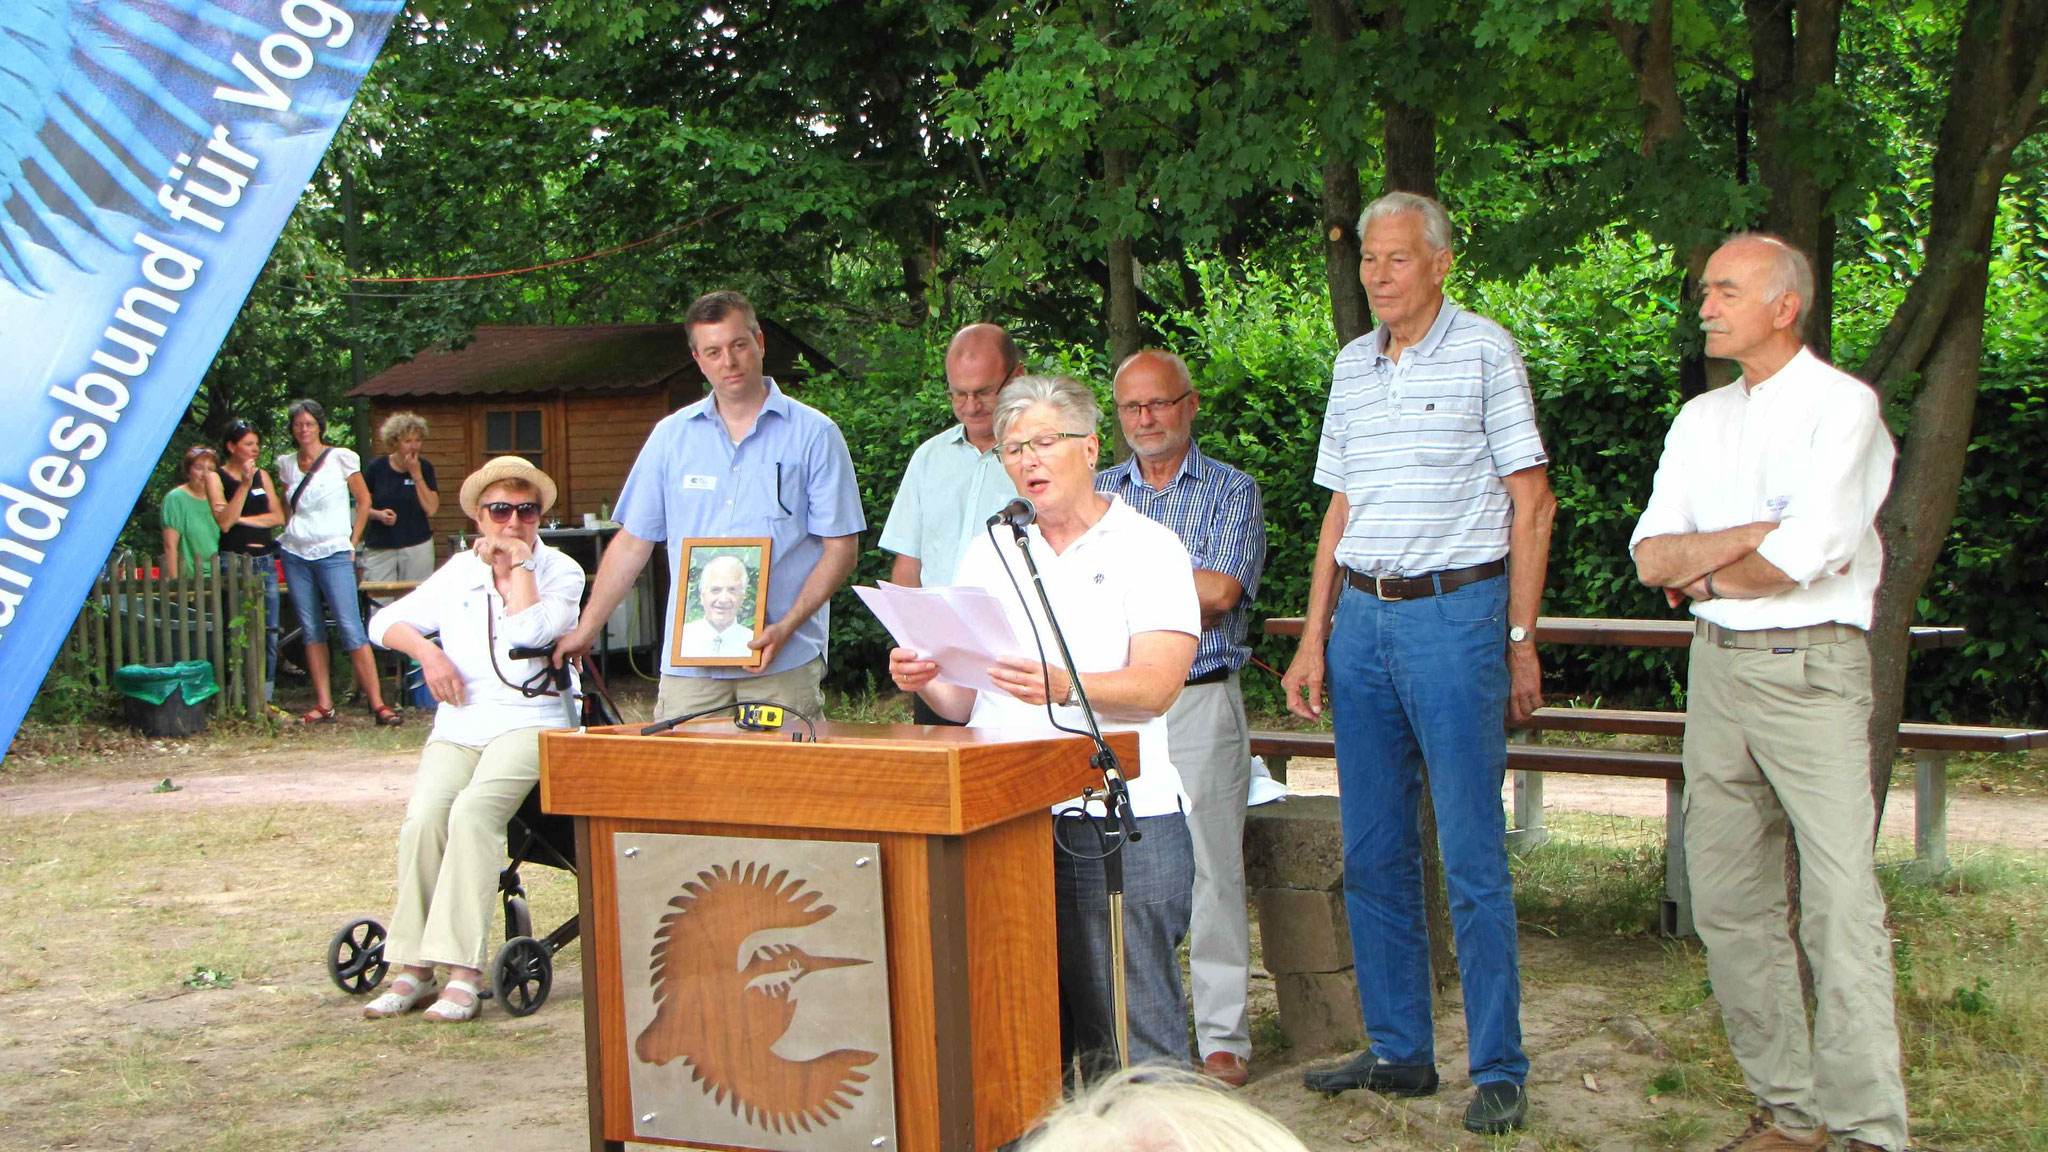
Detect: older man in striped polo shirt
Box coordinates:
(1284, 191, 1556, 1135)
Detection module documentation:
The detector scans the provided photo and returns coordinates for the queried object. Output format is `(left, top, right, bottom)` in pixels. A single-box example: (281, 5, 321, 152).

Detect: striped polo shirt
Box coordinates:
(1313, 299, 1548, 576)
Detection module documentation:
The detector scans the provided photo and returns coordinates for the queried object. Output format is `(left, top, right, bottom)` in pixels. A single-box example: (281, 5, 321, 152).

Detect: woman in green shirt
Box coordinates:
(161, 446, 222, 577)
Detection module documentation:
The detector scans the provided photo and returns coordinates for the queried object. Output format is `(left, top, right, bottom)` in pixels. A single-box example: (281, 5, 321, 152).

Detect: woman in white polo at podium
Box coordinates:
(359, 457, 585, 1023)
(888, 374, 1201, 1073)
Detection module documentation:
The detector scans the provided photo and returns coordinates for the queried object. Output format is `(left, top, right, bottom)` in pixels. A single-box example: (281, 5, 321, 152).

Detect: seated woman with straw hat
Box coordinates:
(360, 457, 584, 1022)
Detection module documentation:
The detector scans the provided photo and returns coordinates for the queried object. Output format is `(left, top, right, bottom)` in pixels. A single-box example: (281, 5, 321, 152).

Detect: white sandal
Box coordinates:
(362, 974, 439, 1019)
(423, 978, 482, 1023)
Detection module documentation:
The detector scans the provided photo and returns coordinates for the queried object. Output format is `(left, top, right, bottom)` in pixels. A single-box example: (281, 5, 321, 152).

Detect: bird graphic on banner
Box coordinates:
(0, 0, 395, 293)
(634, 860, 879, 1135)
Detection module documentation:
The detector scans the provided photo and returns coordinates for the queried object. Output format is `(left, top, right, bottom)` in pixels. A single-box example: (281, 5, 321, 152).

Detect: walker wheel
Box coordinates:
(327, 918, 389, 994)
(493, 936, 552, 1017)
(506, 894, 533, 943)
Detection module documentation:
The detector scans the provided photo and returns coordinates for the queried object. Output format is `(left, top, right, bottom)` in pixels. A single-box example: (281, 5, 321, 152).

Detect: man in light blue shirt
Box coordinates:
(878, 323, 1021, 724)
(557, 291, 865, 722)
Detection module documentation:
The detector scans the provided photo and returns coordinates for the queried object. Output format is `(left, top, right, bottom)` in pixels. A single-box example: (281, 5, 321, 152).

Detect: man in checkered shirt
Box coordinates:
(1284, 192, 1556, 1135)
(1095, 349, 1267, 1089)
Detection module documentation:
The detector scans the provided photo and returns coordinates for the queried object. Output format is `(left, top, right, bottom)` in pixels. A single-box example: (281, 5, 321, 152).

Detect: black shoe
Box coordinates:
(1301, 1052, 1439, 1098)
(1463, 1080, 1528, 1135)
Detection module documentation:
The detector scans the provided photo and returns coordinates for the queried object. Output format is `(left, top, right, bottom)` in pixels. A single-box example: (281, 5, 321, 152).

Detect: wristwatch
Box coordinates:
(518, 554, 538, 572)
(1508, 625, 1531, 645)
(1063, 677, 1082, 707)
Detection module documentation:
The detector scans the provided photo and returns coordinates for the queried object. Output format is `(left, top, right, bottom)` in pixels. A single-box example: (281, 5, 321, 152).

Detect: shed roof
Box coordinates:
(347, 320, 839, 399)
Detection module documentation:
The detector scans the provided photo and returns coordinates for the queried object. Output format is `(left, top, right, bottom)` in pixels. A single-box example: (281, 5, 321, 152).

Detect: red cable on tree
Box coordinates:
(308, 205, 738, 283)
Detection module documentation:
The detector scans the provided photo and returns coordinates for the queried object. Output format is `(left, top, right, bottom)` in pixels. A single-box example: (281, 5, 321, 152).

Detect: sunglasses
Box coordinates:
(483, 501, 543, 524)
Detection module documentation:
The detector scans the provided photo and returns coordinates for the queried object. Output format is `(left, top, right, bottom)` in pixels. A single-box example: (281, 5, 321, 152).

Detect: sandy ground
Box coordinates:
(3, 738, 2041, 1151)
(7, 748, 2038, 852)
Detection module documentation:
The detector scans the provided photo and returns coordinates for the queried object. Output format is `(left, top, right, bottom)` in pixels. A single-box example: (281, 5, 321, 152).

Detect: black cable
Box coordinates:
(985, 520, 1094, 742)
(640, 698, 817, 742)
(985, 520, 1133, 862)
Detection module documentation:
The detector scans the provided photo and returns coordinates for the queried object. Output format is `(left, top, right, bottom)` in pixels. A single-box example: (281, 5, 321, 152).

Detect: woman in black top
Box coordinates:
(359, 412, 440, 605)
(205, 419, 285, 704)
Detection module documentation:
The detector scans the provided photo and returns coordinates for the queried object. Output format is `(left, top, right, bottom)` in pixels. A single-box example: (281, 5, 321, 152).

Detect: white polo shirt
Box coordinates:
(952, 496, 1200, 818)
(367, 541, 585, 747)
(1630, 348, 1895, 630)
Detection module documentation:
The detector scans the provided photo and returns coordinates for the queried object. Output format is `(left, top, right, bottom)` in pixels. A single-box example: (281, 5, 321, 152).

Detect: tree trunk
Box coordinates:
(1744, 0, 1842, 357)
(1102, 156, 1141, 367)
(1861, 0, 2048, 820)
(1606, 0, 1715, 398)
(1311, 0, 1370, 345)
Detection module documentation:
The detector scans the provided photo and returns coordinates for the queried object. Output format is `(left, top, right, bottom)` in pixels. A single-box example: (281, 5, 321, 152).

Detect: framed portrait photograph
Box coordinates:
(671, 537, 772, 668)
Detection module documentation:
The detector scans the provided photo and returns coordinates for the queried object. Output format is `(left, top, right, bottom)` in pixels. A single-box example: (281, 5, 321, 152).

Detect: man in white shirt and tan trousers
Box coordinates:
(1632, 233, 1906, 1152)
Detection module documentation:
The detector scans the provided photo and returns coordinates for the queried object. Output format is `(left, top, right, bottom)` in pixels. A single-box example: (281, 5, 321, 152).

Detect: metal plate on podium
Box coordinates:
(615, 831, 898, 1150)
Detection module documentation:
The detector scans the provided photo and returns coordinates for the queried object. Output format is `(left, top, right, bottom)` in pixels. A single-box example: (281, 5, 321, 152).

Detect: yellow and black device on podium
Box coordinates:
(732, 704, 783, 732)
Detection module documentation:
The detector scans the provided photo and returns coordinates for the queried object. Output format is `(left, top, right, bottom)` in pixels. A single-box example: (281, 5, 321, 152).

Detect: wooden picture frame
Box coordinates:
(670, 537, 771, 669)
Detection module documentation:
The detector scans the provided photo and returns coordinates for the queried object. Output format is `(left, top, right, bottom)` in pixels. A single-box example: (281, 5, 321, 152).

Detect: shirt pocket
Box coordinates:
(736, 462, 803, 531)
(1395, 389, 1487, 469)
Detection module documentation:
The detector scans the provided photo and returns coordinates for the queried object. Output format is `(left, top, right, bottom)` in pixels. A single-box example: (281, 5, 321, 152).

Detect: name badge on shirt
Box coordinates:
(683, 474, 718, 491)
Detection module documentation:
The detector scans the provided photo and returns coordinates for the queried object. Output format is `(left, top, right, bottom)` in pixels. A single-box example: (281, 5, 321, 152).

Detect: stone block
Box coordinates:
(1254, 886, 1352, 975)
(1243, 794, 1346, 892)
(1274, 969, 1365, 1055)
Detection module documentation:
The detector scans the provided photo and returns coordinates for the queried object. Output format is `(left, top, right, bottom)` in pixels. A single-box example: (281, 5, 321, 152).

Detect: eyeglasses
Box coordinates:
(483, 501, 543, 524)
(1115, 390, 1192, 417)
(998, 431, 1090, 459)
(947, 384, 1003, 404)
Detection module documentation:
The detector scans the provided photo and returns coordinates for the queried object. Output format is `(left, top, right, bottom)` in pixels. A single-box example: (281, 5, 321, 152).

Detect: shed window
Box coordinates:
(484, 409, 544, 467)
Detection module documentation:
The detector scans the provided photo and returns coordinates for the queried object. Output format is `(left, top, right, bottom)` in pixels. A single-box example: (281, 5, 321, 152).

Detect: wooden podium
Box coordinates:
(539, 721, 1138, 1152)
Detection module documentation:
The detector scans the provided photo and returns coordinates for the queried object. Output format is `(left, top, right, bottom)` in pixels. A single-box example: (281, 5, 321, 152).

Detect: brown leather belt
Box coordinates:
(1344, 559, 1506, 602)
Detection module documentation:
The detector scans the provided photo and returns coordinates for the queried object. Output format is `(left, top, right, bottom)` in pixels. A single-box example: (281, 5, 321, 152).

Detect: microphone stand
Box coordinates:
(1003, 520, 1139, 1070)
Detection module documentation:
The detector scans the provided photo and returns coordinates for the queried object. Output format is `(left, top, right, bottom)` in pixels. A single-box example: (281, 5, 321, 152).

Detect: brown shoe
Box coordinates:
(1714, 1113, 1828, 1151)
(1202, 1051, 1249, 1089)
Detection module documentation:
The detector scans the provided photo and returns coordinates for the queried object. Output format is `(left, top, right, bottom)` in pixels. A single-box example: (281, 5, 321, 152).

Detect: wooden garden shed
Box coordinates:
(348, 321, 838, 547)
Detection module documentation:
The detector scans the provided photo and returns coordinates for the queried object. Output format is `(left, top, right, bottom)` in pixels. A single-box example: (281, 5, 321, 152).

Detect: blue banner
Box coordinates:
(0, 0, 401, 757)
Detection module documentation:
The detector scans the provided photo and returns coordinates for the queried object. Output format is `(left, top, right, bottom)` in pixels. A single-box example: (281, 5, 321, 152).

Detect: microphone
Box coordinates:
(986, 496, 1036, 532)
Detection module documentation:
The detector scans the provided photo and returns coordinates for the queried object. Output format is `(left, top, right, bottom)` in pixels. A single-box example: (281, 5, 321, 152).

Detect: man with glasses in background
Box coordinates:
(1096, 349, 1266, 1087)
(556, 290, 864, 723)
(878, 322, 1024, 724)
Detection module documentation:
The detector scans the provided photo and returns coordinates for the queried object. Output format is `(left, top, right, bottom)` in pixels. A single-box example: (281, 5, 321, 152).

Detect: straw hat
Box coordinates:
(459, 456, 558, 518)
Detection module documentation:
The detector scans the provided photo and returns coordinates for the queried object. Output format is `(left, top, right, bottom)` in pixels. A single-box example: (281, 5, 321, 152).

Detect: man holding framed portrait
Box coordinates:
(556, 291, 864, 721)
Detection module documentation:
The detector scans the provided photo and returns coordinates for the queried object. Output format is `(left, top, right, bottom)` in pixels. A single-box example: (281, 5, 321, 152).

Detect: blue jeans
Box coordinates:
(281, 550, 369, 653)
(1054, 811, 1195, 1074)
(1329, 573, 1526, 1085)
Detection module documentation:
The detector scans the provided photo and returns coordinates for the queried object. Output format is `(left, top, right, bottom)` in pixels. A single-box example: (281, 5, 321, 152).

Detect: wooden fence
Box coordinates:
(62, 552, 269, 717)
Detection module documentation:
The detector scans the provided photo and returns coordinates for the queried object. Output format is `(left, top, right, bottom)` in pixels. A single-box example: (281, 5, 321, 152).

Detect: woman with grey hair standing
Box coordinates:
(889, 374, 1202, 1074)
(359, 411, 441, 606)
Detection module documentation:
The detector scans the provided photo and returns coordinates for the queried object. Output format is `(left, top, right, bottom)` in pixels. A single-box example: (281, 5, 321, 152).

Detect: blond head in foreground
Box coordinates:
(1020, 1066, 1309, 1152)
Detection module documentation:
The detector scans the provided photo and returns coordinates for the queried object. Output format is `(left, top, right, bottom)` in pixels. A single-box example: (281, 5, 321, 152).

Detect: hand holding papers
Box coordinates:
(855, 582, 1027, 695)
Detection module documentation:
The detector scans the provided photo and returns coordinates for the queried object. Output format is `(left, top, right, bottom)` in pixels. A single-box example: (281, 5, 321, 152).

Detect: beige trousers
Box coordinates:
(1683, 632, 1907, 1151)
(654, 657, 826, 726)
(359, 540, 435, 607)
(386, 728, 545, 972)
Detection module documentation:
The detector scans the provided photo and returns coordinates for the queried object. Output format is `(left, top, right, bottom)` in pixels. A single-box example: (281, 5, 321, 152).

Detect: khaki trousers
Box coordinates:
(386, 728, 545, 972)
(359, 540, 435, 608)
(1683, 632, 1907, 1151)
(1165, 674, 1253, 1059)
(654, 657, 826, 726)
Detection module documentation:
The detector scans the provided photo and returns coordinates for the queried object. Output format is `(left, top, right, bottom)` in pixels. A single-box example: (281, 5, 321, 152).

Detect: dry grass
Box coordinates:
(0, 802, 580, 1151)
(1519, 818, 2048, 1150)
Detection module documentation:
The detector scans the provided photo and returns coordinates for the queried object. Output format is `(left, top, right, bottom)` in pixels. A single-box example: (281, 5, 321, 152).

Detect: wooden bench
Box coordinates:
(1251, 712, 2048, 936)
(1512, 707, 2048, 875)
(1250, 729, 1695, 932)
